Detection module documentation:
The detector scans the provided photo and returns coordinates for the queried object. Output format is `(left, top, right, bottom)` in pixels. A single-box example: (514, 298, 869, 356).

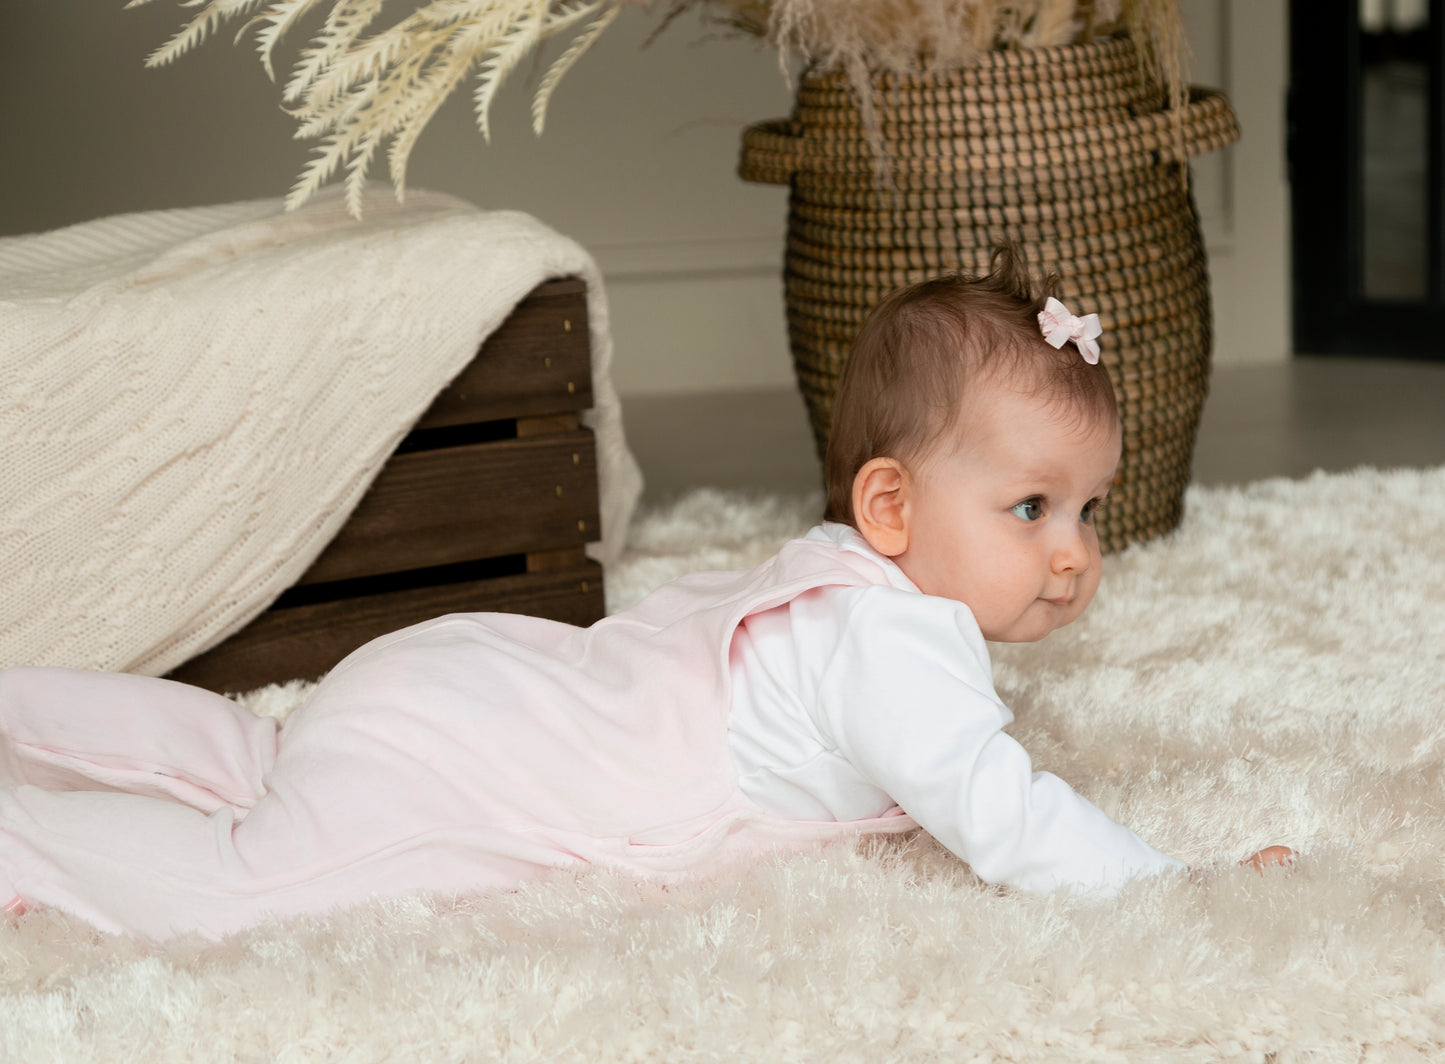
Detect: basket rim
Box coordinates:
(740, 88, 1239, 184)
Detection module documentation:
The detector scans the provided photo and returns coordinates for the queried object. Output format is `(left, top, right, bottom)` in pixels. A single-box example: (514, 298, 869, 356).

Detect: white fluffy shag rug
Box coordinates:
(4, 467, 1445, 1062)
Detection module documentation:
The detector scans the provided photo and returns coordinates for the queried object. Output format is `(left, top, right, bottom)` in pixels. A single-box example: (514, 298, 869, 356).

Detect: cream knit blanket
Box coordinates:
(0, 188, 642, 677)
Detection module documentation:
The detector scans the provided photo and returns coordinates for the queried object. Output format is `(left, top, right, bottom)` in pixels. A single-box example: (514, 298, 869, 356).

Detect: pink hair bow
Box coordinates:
(1037, 297, 1102, 365)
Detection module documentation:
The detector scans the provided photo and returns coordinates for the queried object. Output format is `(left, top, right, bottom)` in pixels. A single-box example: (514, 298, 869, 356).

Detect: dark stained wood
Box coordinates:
(414, 279, 592, 429)
(167, 561, 605, 694)
(526, 546, 589, 572)
(516, 412, 581, 437)
(296, 429, 600, 586)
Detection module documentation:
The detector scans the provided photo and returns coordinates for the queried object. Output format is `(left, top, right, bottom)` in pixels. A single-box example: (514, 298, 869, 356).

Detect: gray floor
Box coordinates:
(622, 357, 1445, 504)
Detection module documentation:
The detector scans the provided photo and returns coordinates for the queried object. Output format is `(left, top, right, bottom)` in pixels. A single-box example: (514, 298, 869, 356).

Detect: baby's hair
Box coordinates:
(823, 243, 1119, 525)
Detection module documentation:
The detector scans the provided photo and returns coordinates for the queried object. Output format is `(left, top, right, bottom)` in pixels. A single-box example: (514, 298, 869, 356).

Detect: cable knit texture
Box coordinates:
(0, 187, 641, 676)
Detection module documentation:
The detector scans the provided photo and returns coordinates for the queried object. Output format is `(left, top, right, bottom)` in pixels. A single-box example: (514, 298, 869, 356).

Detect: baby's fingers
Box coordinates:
(1242, 845, 1296, 874)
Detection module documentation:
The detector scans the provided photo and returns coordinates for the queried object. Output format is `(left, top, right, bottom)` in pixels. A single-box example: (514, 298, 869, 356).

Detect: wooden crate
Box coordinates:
(169, 277, 604, 694)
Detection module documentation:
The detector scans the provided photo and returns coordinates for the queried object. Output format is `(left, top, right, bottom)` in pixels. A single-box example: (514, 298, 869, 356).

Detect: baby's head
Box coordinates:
(823, 245, 1121, 642)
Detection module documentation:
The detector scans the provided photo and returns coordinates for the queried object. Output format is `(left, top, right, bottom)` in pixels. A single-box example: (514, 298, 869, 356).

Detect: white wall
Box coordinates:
(0, 3, 1288, 397)
(1182, 0, 1291, 368)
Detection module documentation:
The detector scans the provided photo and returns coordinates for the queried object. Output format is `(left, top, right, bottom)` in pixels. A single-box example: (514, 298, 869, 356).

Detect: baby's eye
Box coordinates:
(1080, 497, 1106, 523)
(1009, 497, 1044, 522)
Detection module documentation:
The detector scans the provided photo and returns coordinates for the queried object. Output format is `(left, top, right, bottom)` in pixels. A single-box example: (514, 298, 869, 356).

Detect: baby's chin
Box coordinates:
(984, 610, 1083, 643)
(981, 624, 1051, 644)
(987, 629, 1054, 644)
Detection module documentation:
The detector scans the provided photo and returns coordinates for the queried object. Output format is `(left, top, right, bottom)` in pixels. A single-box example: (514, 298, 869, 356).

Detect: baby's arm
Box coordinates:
(814, 588, 1185, 896)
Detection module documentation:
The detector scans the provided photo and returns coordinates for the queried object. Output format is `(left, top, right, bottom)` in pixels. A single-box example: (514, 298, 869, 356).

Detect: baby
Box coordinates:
(0, 247, 1286, 939)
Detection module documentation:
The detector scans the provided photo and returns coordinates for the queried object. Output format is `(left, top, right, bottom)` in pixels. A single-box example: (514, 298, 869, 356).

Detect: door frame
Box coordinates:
(1289, 0, 1445, 359)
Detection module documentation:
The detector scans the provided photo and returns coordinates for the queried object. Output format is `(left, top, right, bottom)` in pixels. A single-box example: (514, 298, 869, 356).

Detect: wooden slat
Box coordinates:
(526, 546, 588, 572)
(298, 430, 600, 586)
(516, 412, 580, 437)
(415, 278, 592, 429)
(167, 561, 605, 694)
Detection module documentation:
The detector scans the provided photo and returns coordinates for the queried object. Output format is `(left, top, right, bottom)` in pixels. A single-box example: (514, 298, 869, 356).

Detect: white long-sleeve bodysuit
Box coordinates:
(0, 524, 1180, 939)
(728, 524, 1184, 896)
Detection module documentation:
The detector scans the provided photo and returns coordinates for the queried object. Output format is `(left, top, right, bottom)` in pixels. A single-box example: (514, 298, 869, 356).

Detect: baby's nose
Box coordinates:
(1051, 526, 1091, 573)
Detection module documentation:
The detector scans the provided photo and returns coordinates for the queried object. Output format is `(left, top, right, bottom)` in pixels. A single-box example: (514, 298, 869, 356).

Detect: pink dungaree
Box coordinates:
(0, 538, 915, 938)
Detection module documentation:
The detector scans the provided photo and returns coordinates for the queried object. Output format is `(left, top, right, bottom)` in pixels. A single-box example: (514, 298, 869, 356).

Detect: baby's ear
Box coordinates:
(852, 458, 910, 557)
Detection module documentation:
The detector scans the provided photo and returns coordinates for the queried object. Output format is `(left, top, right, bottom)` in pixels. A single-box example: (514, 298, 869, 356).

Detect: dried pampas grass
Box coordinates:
(751, 0, 1124, 71)
(128, 0, 634, 217)
(129, 0, 1189, 215)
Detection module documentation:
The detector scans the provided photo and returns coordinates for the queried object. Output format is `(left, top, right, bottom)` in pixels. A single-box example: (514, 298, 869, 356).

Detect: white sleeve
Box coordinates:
(812, 587, 1185, 897)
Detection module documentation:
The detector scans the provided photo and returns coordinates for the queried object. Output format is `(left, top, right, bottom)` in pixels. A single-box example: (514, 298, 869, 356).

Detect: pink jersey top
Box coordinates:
(273, 533, 922, 884)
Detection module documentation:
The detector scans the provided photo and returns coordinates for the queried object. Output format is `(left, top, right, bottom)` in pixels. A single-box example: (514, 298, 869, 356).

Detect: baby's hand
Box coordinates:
(1188, 846, 1296, 884)
(1241, 845, 1295, 874)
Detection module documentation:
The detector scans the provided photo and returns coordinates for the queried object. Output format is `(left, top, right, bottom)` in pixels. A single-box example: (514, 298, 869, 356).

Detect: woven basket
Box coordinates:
(739, 35, 1239, 552)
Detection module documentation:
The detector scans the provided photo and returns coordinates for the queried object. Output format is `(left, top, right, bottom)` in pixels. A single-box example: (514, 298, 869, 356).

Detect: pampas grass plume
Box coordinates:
(128, 0, 1188, 217)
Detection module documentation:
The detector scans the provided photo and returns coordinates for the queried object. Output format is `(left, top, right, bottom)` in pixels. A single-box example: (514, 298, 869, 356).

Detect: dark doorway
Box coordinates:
(1289, 0, 1444, 359)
